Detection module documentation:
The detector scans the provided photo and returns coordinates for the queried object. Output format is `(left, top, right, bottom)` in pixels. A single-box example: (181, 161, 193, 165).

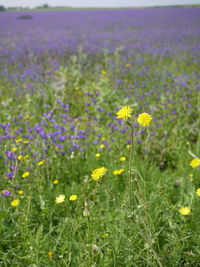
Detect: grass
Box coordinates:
(0, 48, 200, 266)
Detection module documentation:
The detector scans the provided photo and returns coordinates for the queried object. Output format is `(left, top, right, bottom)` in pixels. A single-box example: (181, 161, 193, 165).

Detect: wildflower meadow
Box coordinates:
(0, 7, 200, 266)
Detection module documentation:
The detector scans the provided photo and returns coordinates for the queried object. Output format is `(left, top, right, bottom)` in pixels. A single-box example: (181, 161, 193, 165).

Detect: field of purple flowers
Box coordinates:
(0, 7, 200, 266)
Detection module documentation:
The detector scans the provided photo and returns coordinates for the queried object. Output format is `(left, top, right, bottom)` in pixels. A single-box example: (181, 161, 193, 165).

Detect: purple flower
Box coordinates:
(2, 190, 11, 197)
(6, 172, 14, 179)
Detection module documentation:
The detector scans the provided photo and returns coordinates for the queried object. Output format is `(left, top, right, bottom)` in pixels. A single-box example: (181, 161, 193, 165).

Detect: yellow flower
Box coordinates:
(100, 144, 105, 149)
(11, 147, 18, 152)
(15, 138, 22, 143)
(11, 199, 20, 207)
(23, 155, 29, 159)
(113, 169, 124, 175)
(48, 251, 53, 259)
(95, 153, 101, 158)
(101, 70, 107, 75)
(53, 180, 59, 184)
(18, 190, 24, 195)
(18, 155, 23, 160)
(22, 172, 29, 178)
(91, 167, 107, 181)
(179, 207, 191, 216)
(120, 156, 126, 162)
(37, 160, 45, 166)
(196, 188, 200, 196)
(23, 140, 29, 144)
(190, 158, 200, 168)
(102, 233, 109, 238)
(116, 106, 133, 120)
(137, 113, 152, 127)
(55, 194, 65, 204)
(69, 195, 77, 201)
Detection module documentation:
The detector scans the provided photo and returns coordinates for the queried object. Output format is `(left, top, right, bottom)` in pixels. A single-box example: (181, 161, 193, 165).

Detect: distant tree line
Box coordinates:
(36, 4, 49, 9)
(0, 3, 50, 11)
(0, 5, 5, 11)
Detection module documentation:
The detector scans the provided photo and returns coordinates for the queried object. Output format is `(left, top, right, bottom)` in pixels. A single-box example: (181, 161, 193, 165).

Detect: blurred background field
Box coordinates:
(0, 6, 200, 266)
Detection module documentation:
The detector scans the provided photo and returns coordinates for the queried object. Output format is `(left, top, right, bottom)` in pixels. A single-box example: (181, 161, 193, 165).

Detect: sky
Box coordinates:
(1, 0, 200, 8)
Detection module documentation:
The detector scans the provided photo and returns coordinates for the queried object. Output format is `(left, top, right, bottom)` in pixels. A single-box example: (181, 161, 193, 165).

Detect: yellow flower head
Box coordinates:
(11, 147, 18, 152)
(11, 199, 20, 207)
(179, 207, 191, 216)
(120, 156, 126, 162)
(100, 144, 105, 149)
(69, 195, 77, 201)
(102, 233, 109, 238)
(101, 70, 107, 75)
(18, 190, 24, 195)
(196, 188, 200, 196)
(15, 138, 23, 143)
(91, 167, 107, 181)
(18, 155, 23, 160)
(53, 180, 59, 184)
(137, 113, 152, 127)
(116, 106, 133, 120)
(22, 171, 29, 178)
(113, 169, 124, 175)
(95, 153, 101, 158)
(55, 194, 65, 204)
(190, 158, 200, 168)
(37, 160, 45, 166)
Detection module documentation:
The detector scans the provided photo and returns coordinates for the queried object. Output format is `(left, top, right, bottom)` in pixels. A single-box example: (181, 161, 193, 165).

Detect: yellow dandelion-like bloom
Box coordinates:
(179, 207, 191, 216)
(23, 140, 29, 144)
(126, 144, 131, 149)
(116, 106, 133, 120)
(113, 169, 124, 175)
(18, 155, 23, 160)
(55, 194, 65, 204)
(53, 180, 59, 184)
(11, 199, 20, 207)
(95, 153, 101, 158)
(120, 156, 126, 162)
(101, 70, 107, 75)
(102, 233, 109, 238)
(100, 144, 105, 149)
(190, 158, 200, 168)
(37, 160, 45, 166)
(22, 171, 29, 178)
(137, 113, 152, 127)
(91, 167, 107, 181)
(196, 188, 200, 196)
(69, 195, 77, 201)
(11, 147, 18, 152)
(15, 138, 23, 143)
(18, 190, 24, 195)
(23, 155, 29, 159)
